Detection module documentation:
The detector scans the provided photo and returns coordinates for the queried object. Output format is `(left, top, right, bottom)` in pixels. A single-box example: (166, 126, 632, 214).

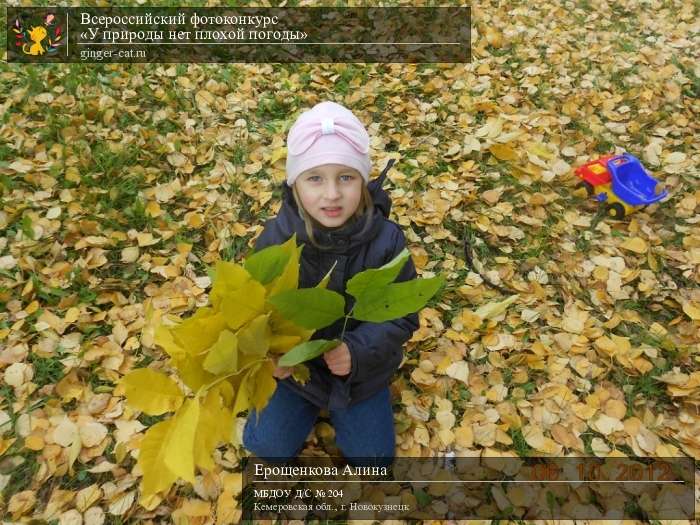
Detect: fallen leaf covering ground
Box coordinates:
(1, 0, 699, 523)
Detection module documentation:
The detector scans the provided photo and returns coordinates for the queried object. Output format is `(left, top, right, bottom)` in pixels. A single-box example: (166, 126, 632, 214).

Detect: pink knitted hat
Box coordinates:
(285, 101, 371, 187)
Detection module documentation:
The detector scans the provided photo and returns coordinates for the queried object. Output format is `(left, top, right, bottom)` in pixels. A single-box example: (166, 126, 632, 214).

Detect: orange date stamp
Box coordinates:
(527, 459, 678, 482)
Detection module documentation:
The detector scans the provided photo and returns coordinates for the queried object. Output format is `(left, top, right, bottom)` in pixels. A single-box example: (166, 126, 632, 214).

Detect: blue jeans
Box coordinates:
(243, 380, 395, 467)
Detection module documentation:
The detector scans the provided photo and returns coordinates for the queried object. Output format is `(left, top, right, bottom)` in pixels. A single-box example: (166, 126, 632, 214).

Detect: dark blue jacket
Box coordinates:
(253, 160, 419, 410)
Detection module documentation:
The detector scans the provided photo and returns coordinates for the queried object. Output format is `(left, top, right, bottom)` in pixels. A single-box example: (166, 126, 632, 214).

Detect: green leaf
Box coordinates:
(267, 288, 345, 329)
(414, 488, 432, 508)
(352, 275, 444, 323)
(245, 245, 290, 285)
(278, 339, 340, 367)
(346, 248, 411, 300)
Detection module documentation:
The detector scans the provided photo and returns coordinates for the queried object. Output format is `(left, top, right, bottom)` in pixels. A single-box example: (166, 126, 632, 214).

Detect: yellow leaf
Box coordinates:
(610, 334, 632, 354)
(121, 369, 184, 415)
(445, 361, 470, 384)
(217, 492, 241, 525)
(414, 425, 430, 447)
(269, 146, 287, 165)
(167, 152, 187, 167)
(632, 356, 654, 374)
(681, 300, 700, 321)
(203, 330, 239, 375)
(269, 334, 301, 353)
(115, 442, 128, 463)
(590, 414, 624, 436)
(145, 200, 161, 218)
(209, 261, 251, 309)
(237, 313, 270, 356)
(593, 335, 618, 357)
(454, 425, 473, 448)
(164, 399, 200, 484)
(141, 300, 160, 340)
(269, 309, 314, 346)
(620, 237, 648, 254)
(221, 279, 266, 331)
(291, 363, 310, 384)
(138, 493, 163, 511)
(75, 484, 102, 513)
(154, 324, 187, 359)
(436, 410, 456, 430)
(522, 425, 545, 449)
(251, 360, 277, 413)
(485, 26, 503, 48)
(561, 301, 589, 335)
(179, 499, 211, 517)
(138, 419, 179, 497)
(171, 308, 228, 354)
(268, 234, 302, 296)
(67, 430, 82, 476)
(170, 353, 217, 393)
(217, 378, 235, 406)
(55, 370, 84, 402)
(482, 189, 502, 205)
(526, 142, 554, 160)
(455, 309, 483, 331)
(64, 307, 80, 324)
(194, 385, 233, 471)
(489, 143, 519, 161)
(24, 434, 44, 451)
(232, 377, 250, 418)
(474, 295, 519, 320)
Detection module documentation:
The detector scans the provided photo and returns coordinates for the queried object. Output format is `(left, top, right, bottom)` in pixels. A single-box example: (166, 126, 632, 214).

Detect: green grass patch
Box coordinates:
(85, 363, 116, 392)
(83, 143, 143, 184)
(509, 428, 534, 457)
(610, 364, 674, 418)
(27, 352, 66, 387)
(0, 451, 41, 500)
(58, 464, 113, 491)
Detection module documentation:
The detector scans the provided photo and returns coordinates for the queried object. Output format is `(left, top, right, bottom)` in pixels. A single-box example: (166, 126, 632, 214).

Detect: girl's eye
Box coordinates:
(307, 175, 321, 182)
(340, 175, 354, 181)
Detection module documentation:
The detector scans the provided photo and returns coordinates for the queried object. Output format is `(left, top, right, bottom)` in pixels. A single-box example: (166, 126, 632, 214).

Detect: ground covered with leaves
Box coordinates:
(1, 0, 699, 523)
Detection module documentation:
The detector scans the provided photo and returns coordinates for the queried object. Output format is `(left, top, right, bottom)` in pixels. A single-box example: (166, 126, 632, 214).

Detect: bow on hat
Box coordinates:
(287, 116, 369, 156)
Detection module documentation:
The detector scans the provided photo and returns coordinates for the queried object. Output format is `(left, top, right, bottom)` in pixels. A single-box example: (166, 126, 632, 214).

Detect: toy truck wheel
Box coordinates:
(606, 203, 626, 219)
(579, 181, 595, 197)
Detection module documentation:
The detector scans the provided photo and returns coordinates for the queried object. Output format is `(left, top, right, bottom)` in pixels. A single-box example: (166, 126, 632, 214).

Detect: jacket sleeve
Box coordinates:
(341, 225, 420, 384)
(253, 219, 279, 252)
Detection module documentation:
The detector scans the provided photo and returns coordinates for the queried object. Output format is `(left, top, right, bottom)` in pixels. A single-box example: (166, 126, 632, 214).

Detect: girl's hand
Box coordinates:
(271, 356, 293, 379)
(324, 342, 352, 376)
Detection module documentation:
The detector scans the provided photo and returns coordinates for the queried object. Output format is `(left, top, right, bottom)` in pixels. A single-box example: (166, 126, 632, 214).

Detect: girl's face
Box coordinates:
(295, 164, 363, 229)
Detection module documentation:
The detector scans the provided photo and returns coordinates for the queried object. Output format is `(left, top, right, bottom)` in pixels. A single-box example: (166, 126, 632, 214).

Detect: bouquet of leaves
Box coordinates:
(121, 234, 443, 501)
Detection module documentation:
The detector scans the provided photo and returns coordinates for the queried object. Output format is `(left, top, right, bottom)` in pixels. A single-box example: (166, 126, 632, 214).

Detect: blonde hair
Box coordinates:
(291, 182, 374, 250)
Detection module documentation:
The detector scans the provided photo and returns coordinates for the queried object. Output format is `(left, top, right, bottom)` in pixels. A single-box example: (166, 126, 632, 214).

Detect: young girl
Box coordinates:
(242, 101, 419, 467)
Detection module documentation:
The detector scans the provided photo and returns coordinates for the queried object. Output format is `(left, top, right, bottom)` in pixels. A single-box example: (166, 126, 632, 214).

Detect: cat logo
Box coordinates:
(12, 13, 63, 56)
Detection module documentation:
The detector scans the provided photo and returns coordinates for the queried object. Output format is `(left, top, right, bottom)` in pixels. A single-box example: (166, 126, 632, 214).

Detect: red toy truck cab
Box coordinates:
(575, 155, 614, 187)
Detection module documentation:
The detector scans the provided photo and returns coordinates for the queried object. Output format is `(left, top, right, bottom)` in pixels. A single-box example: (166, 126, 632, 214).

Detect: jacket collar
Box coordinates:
(274, 159, 396, 253)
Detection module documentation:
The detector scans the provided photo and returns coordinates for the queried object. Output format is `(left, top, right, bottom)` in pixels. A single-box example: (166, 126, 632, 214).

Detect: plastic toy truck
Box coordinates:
(574, 153, 668, 218)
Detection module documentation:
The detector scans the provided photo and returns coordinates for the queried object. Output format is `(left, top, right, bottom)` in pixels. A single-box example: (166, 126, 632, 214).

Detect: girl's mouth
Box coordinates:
(322, 207, 342, 217)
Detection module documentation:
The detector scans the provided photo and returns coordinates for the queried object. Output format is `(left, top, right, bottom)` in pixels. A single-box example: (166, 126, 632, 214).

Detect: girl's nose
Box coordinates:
(324, 182, 341, 199)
